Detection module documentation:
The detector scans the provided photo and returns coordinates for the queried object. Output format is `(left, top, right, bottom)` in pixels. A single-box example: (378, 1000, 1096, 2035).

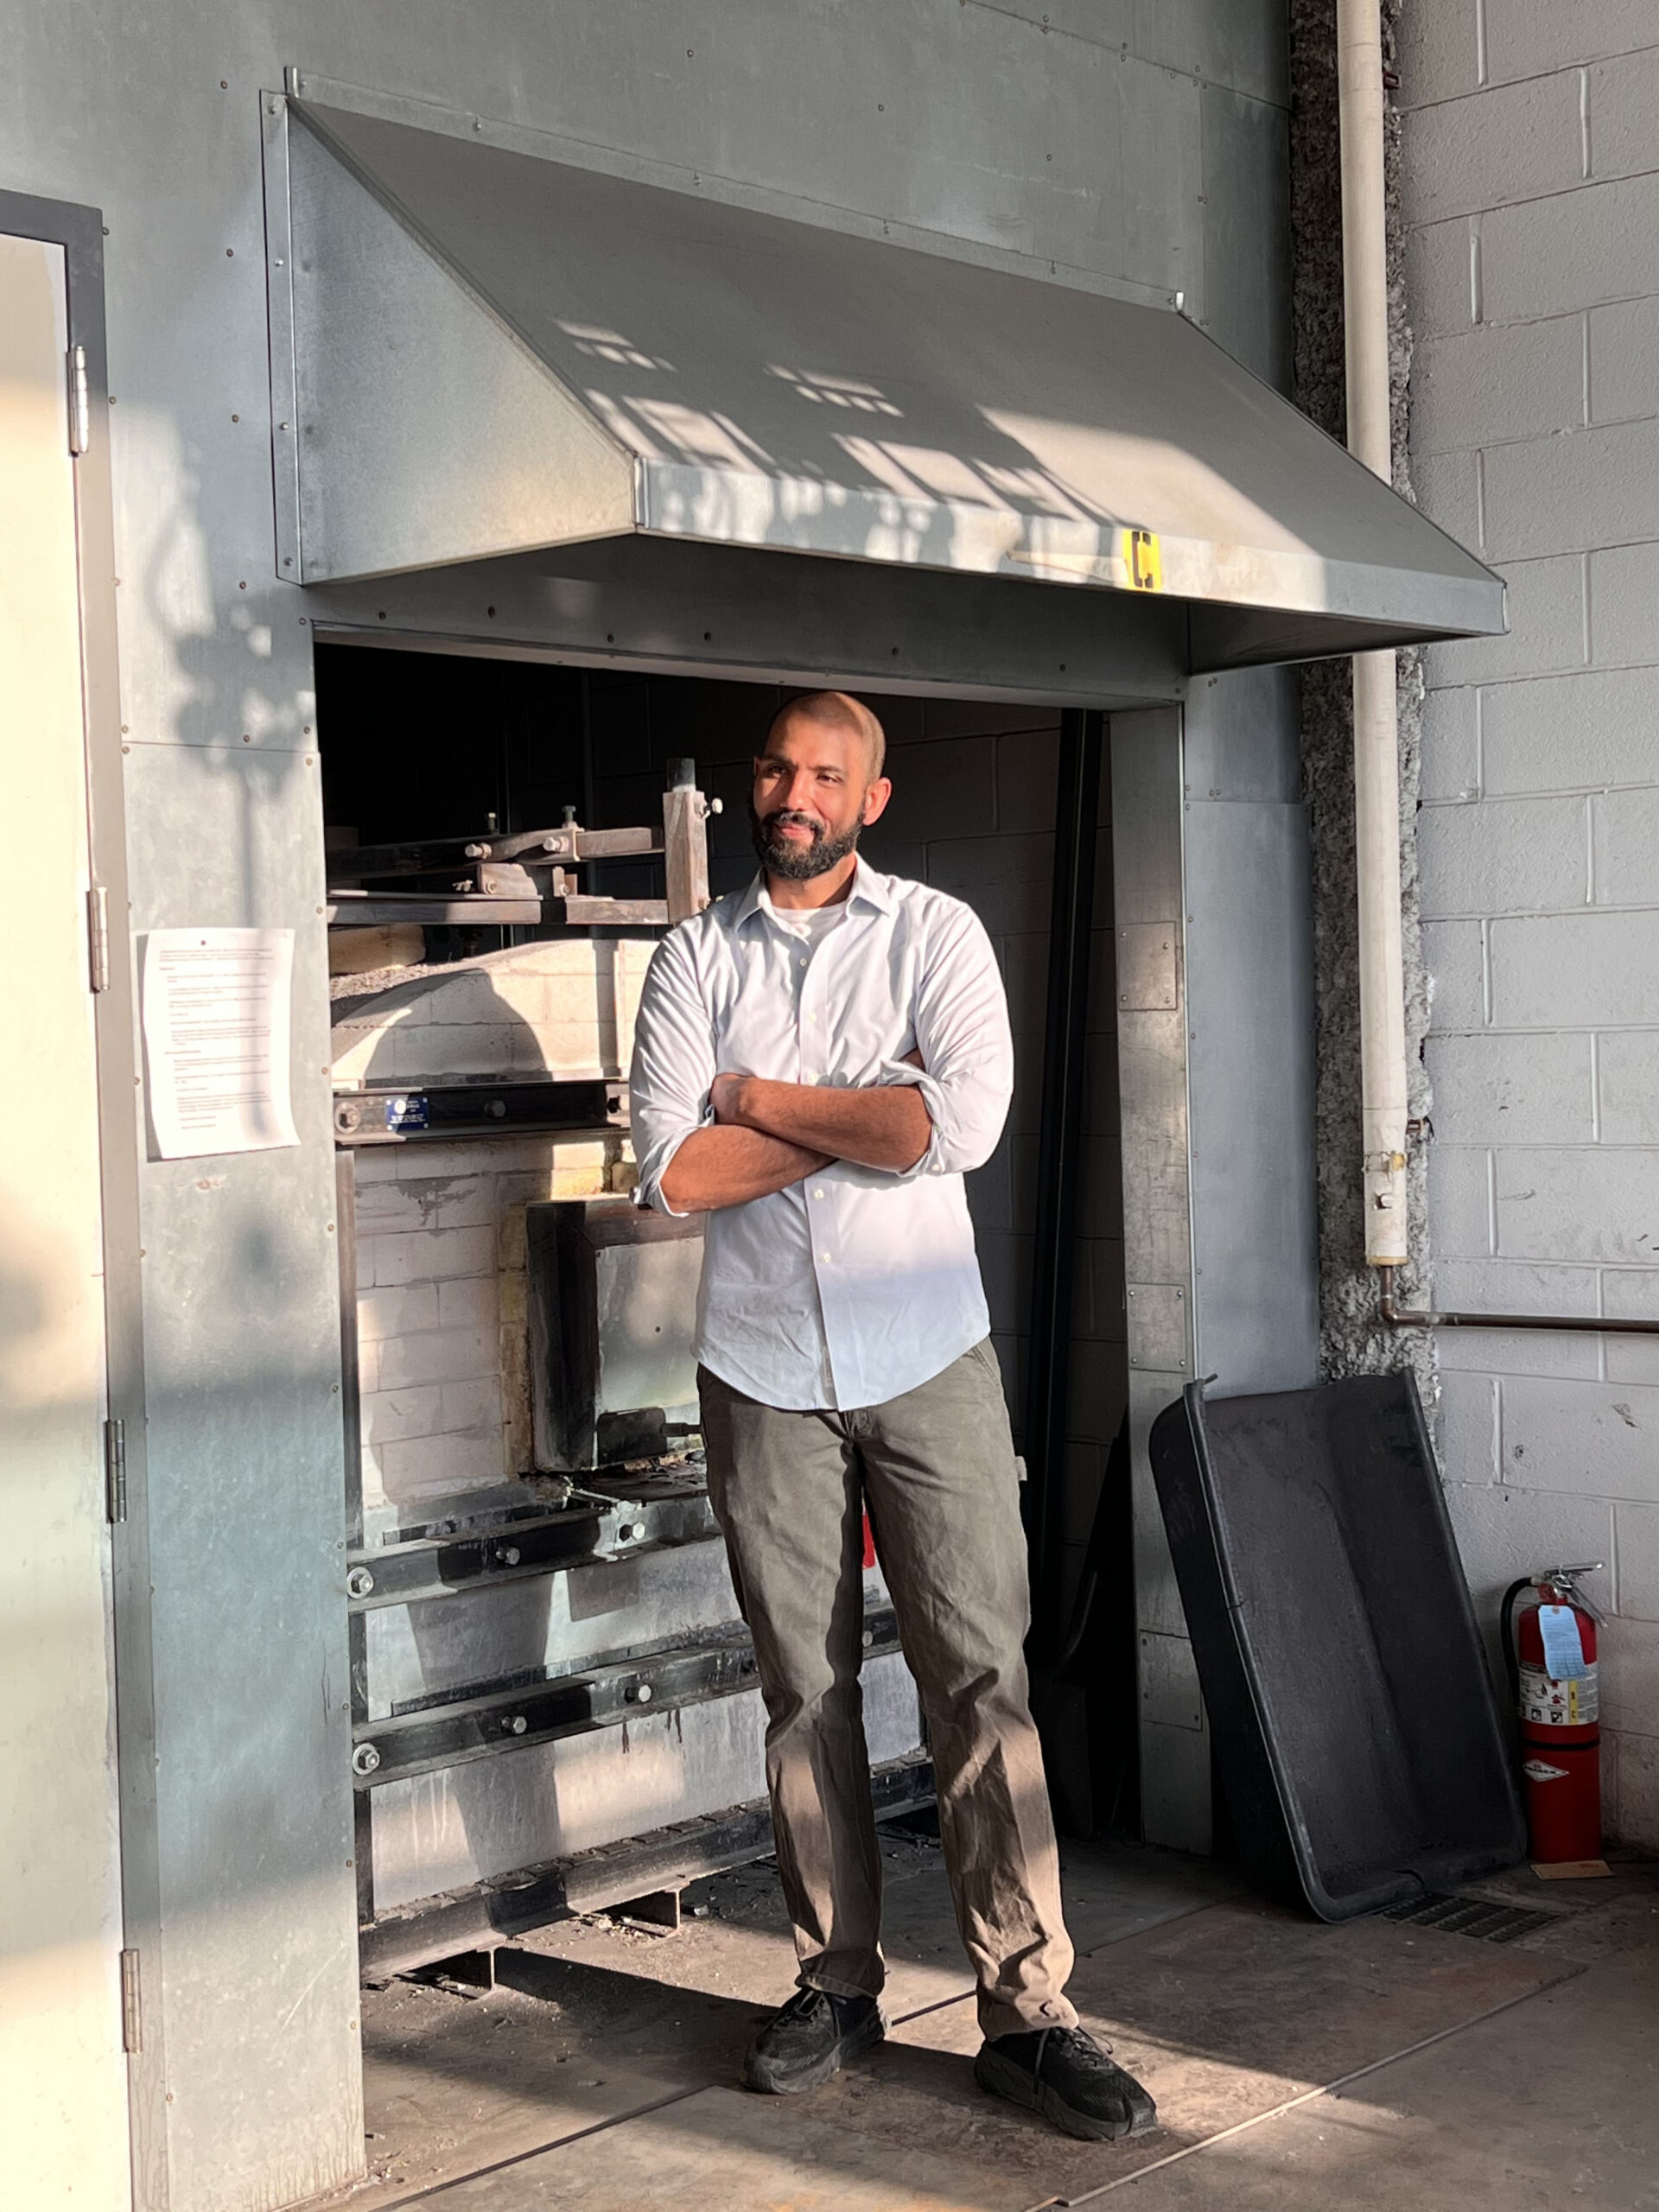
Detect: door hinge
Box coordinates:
(86, 884, 110, 993)
(119, 1948, 143, 2052)
(105, 1417, 128, 1523)
(68, 343, 92, 456)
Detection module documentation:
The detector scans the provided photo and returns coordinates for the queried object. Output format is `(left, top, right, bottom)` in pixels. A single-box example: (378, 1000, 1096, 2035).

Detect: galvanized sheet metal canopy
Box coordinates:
(276, 100, 1504, 668)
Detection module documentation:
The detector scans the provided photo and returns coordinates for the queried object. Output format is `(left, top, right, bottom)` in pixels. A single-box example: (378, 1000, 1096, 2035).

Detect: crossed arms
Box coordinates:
(658, 1063, 932, 1214)
(629, 899, 1015, 1220)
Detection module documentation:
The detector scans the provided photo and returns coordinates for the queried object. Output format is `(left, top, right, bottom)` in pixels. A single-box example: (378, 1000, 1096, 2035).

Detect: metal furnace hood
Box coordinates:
(270, 98, 1504, 668)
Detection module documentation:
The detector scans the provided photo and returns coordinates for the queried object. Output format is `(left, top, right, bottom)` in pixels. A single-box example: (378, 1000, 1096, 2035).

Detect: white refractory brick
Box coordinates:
(1427, 1145, 1494, 1258)
(1395, 0, 1483, 106)
(1426, 556, 1586, 693)
(375, 1427, 505, 1498)
(359, 1386, 444, 1446)
(1419, 685, 1480, 802)
(1441, 1481, 1614, 1617)
(436, 1375, 504, 1439)
(1423, 918, 1488, 1030)
(1417, 794, 1589, 918)
(1601, 1332, 1659, 1387)
(1437, 1370, 1501, 1484)
(355, 1284, 440, 1344)
(1483, 668, 1659, 794)
(1590, 543, 1659, 667)
(1615, 1501, 1659, 1619)
(1588, 296, 1659, 425)
(1404, 217, 1477, 341)
(1614, 1728, 1659, 1850)
(1486, 0, 1657, 82)
(356, 1173, 497, 1233)
(1599, 1617, 1659, 1738)
(1491, 912, 1659, 1027)
(1592, 787, 1659, 907)
(328, 938, 634, 1085)
(1588, 47, 1659, 183)
(1501, 1373, 1659, 1500)
(1481, 175, 1659, 323)
(1484, 420, 1659, 563)
(435, 1275, 501, 1335)
(1495, 1145, 1659, 1264)
(1424, 1031, 1593, 1144)
(371, 1224, 496, 1287)
(1402, 74, 1587, 227)
(375, 1323, 499, 1394)
(1599, 1033, 1659, 1145)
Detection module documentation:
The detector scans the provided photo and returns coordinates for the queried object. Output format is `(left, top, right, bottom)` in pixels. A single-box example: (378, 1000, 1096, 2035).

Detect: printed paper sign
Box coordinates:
(142, 928, 300, 1159)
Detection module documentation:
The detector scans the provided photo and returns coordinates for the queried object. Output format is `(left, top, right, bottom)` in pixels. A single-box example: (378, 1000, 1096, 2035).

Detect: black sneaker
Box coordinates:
(975, 2024, 1157, 2141)
(741, 1986, 885, 2094)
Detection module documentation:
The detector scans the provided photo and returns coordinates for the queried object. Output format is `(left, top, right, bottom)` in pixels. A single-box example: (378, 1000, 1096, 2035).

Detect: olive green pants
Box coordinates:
(698, 1342, 1077, 2041)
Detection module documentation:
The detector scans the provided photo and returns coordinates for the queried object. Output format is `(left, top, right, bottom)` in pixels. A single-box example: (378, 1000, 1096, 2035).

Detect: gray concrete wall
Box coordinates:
(1397, 2, 1659, 1848)
(0, 6, 1296, 2206)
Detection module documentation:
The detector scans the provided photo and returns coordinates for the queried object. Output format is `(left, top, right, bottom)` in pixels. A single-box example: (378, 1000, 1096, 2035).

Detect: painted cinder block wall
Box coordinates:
(1400, 1, 1659, 1847)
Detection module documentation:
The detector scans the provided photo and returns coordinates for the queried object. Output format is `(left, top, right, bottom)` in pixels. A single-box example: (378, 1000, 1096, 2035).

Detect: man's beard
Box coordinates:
(750, 803, 862, 881)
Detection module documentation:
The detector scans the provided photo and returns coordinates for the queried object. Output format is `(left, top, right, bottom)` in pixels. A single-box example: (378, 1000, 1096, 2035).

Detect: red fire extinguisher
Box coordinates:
(1501, 1563, 1603, 1864)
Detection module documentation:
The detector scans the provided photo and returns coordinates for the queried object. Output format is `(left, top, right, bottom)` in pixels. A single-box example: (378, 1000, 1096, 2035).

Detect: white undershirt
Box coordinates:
(761, 891, 852, 948)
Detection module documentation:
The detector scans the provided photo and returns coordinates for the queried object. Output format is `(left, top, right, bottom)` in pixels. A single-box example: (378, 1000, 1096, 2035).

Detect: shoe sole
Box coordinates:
(742, 2009, 886, 2095)
(973, 2046, 1158, 2142)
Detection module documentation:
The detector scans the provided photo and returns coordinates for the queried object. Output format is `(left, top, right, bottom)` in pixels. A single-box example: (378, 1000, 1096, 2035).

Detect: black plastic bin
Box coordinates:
(1148, 1374, 1525, 1920)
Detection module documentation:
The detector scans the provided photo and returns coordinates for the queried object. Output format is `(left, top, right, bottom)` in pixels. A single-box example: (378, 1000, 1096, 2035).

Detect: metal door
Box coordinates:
(0, 222, 132, 2212)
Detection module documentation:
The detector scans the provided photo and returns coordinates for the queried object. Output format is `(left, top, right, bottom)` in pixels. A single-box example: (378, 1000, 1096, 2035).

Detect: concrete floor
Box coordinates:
(321, 1832, 1659, 2210)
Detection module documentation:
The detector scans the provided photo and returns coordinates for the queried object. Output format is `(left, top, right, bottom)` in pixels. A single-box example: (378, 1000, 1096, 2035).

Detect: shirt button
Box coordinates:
(820, 1250, 830, 1262)
(813, 1187, 825, 1198)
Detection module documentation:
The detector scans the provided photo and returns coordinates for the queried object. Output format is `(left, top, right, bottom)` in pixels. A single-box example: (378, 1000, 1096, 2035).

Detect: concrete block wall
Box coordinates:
(1400, 2, 1659, 1846)
(588, 678, 1128, 1630)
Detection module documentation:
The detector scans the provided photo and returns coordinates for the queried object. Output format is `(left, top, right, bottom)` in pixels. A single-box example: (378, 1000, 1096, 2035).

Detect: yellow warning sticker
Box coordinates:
(1123, 526, 1163, 592)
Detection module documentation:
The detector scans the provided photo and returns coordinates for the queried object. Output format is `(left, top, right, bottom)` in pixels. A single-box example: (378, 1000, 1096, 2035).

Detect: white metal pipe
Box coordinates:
(1337, 0, 1409, 1265)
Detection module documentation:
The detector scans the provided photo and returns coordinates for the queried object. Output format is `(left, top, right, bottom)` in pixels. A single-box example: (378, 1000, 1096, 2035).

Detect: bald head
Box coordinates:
(770, 690, 887, 782)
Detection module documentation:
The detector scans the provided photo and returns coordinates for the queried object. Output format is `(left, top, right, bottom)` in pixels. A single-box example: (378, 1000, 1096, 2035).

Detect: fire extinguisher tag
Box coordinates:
(1520, 1664, 1599, 1726)
(1537, 1604, 1589, 1680)
(1522, 1758, 1572, 1783)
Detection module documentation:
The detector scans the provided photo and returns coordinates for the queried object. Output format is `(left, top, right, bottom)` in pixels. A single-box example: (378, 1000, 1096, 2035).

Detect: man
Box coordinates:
(628, 691, 1155, 2143)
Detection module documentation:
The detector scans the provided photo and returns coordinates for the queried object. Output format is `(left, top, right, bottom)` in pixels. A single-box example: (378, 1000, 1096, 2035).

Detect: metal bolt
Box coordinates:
(497, 1545, 521, 1567)
(346, 1567, 374, 1599)
(627, 1683, 653, 1704)
(505, 1714, 528, 1735)
(352, 1744, 380, 1777)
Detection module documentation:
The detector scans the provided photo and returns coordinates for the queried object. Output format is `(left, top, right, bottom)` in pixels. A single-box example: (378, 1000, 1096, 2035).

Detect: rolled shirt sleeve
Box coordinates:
(873, 901, 1014, 1180)
(628, 929, 716, 1216)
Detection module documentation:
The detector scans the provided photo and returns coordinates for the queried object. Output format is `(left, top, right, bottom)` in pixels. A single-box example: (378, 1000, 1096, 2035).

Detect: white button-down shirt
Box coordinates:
(630, 861, 1014, 1411)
